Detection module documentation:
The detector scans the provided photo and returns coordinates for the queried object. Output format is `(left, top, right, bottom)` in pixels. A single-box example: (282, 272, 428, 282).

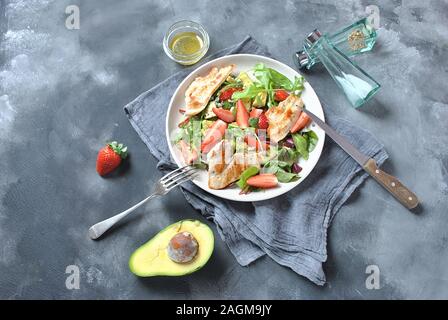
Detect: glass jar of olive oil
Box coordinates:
(163, 20, 210, 65)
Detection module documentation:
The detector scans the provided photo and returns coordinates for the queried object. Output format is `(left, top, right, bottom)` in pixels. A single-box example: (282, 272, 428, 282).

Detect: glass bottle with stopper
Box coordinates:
(294, 17, 377, 70)
(302, 29, 380, 108)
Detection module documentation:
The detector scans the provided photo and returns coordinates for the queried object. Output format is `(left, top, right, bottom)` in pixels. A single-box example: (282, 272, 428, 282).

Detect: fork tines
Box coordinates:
(161, 165, 197, 190)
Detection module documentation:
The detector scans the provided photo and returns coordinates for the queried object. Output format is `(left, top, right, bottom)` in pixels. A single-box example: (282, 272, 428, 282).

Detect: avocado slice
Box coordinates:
(236, 72, 253, 87)
(252, 91, 267, 107)
(201, 119, 215, 137)
(237, 71, 266, 107)
(204, 101, 217, 119)
(129, 220, 214, 277)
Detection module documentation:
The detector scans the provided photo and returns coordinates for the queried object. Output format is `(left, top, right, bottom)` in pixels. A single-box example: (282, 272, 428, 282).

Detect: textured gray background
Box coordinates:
(0, 0, 447, 299)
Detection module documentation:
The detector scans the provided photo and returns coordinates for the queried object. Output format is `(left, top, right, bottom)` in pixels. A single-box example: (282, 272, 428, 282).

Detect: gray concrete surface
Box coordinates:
(0, 0, 447, 299)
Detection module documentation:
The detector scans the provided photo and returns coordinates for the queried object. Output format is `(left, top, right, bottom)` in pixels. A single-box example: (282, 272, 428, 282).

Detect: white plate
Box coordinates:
(166, 54, 325, 202)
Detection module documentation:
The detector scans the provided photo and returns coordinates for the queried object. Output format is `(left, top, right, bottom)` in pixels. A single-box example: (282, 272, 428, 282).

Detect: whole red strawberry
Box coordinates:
(96, 141, 128, 176)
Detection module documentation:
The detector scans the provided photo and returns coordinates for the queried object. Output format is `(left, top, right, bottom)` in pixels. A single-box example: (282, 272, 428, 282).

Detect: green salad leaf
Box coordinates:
(291, 75, 305, 93)
(278, 147, 299, 167)
(227, 125, 255, 140)
(254, 63, 271, 89)
(262, 156, 299, 183)
(292, 133, 309, 160)
(175, 117, 201, 146)
(303, 130, 318, 152)
(193, 161, 208, 170)
(222, 78, 242, 88)
(249, 117, 259, 128)
(292, 130, 319, 160)
(275, 167, 299, 183)
(262, 165, 279, 174)
(173, 130, 184, 144)
(254, 63, 305, 92)
(232, 85, 265, 100)
(267, 81, 275, 108)
(267, 68, 294, 89)
(220, 100, 233, 110)
(236, 166, 260, 189)
(232, 64, 306, 107)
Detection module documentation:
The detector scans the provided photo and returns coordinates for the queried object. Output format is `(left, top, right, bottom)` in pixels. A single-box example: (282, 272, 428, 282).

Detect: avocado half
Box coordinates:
(129, 219, 214, 277)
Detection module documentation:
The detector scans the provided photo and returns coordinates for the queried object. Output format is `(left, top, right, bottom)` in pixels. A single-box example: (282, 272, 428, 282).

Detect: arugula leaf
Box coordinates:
(291, 76, 305, 93)
(236, 166, 260, 189)
(222, 78, 242, 89)
(292, 133, 309, 160)
(233, 64, 306, 109)
(267, 81, 276, 107)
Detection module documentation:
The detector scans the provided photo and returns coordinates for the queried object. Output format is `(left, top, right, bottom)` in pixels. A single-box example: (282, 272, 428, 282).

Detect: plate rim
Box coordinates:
(165, 53, 325, 202)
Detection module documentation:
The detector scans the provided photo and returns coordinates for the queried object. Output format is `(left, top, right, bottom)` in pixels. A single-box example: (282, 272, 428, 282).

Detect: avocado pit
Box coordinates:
(129, 220, 214, 277)
(167, 232, 199, 263)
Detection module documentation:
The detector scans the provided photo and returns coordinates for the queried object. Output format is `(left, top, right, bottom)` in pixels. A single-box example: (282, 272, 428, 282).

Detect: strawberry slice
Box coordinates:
(178, 140, 198, 164)
(245, 135, 269, 152)
(212, 107, 235, 123)
(178, 117, 190, 128)
(258, 112, 269, 130)
(201, 120, 228, 154)
(246, 174, 278, 188)
(274, 90, 289, 101)
(249, 108, 263, 118)
(236, 100, 249, 128)
(290, 111, 311, 133)
(219, 87, 241, 101)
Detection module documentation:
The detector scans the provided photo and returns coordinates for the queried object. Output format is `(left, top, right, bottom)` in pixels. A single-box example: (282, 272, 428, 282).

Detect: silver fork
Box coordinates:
(88, 165, 197, 240)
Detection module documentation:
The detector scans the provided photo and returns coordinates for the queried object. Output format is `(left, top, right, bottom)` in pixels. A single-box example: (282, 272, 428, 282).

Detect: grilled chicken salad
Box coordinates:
(174, 63, 318, 194)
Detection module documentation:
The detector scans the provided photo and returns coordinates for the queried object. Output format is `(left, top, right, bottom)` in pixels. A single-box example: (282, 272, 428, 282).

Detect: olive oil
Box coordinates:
(169, 32, 204, 56)
(163, 21, 209, 65)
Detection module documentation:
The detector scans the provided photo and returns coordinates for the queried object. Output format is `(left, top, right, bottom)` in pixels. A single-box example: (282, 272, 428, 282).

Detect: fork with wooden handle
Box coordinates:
(303, 108, 419, 210)
(89, 165, 197, 240)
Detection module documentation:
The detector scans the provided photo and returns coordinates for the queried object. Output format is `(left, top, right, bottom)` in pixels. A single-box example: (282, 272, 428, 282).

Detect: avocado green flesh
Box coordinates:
(237, 72, 266, 107)
(129, 220, 214, 277)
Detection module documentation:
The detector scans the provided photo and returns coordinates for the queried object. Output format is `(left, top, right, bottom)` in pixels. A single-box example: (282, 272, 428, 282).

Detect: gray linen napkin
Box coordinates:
(124, 36, 388, 285)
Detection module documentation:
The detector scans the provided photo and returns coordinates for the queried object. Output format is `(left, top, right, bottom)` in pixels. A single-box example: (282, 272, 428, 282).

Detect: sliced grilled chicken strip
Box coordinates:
(207, 140, 261, 190)
(266, 94, 303, 143)
(184, 64, 235, 117)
